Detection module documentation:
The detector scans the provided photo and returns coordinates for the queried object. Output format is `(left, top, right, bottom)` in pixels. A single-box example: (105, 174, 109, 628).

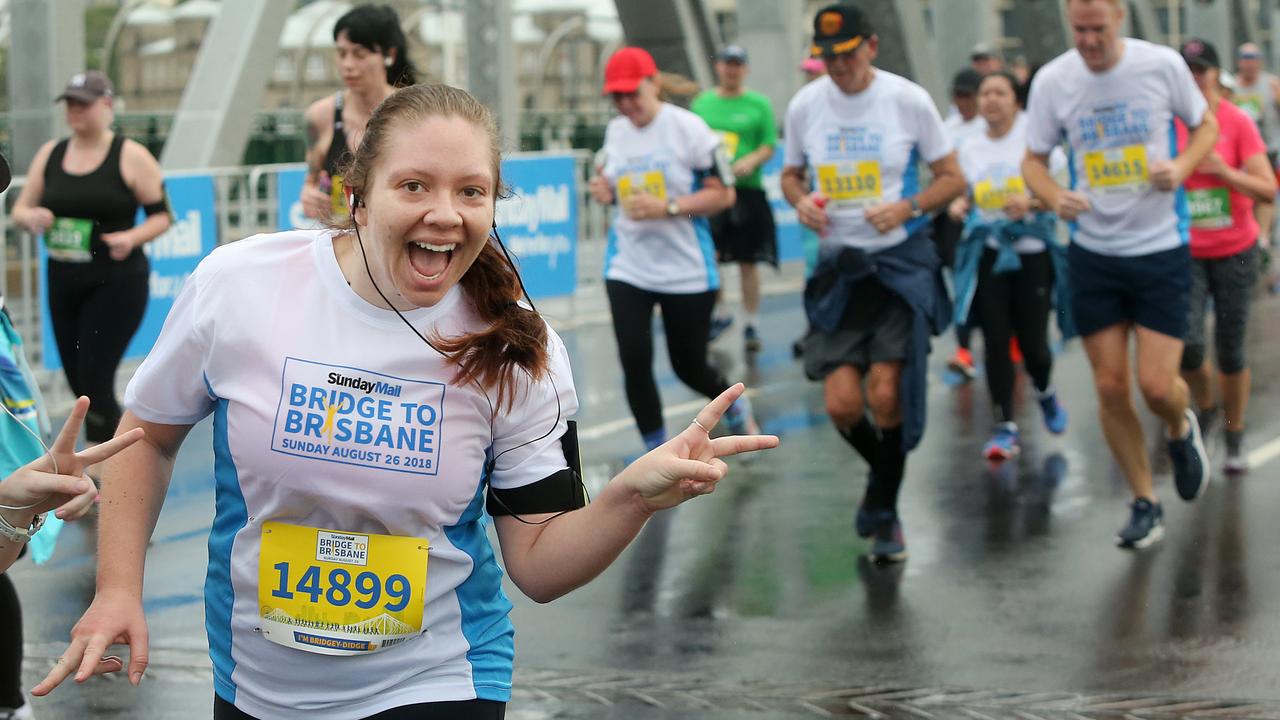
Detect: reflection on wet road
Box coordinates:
(14, 281, 1280, 719)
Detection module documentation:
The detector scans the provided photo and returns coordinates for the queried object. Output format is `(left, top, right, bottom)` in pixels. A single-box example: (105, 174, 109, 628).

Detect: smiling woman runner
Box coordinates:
(32, 84, 777, 720)
(589, 46, 761, 455)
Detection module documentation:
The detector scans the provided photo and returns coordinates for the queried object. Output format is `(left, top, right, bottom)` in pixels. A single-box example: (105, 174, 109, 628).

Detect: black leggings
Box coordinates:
(1181, 244, 1259, 374)
(0, 573, 21, 709)
(976, 248, 1054, 423)
(47, 260, 149, 442)
(215, 696, 505, 719)
(605, 280, 730, 435)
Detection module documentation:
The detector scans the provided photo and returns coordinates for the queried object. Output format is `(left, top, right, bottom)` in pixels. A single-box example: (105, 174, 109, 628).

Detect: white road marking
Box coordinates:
(1247, 433, 1280, 469)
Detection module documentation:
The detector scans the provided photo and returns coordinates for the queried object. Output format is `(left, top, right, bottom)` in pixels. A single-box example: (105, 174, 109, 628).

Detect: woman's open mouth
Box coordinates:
(407, 241, 455, 282)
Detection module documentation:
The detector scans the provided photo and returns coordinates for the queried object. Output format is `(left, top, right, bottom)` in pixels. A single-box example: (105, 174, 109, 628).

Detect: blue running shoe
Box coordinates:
(983, 422, 1020, 461)
(709, 315, 733, 342)
(1117, 498, 1165, 549)
(1169, 408, 1210, 501)
(855, 506, 875, 538)
(744, 324, 762, 352)
(1038, 391, 1068, 435)
(723, 394, 759, 436)
(869, 513, 908, 563)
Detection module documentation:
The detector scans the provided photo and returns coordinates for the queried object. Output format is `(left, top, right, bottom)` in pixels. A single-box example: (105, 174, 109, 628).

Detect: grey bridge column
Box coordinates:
(1185, 0, 1233, 58)
(8, 0, 86, 174)
(612, 0, 721, 93)
(932, 0, 1002, 78)
(465, 0, 519, 152)
(734, 0, 804, 122)
(1004, 0, 1070, 66)
(856, 0, 945, 107)
(160, 0, 291, 170)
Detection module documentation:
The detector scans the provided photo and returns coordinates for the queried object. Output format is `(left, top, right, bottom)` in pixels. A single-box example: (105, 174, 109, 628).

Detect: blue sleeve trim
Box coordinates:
(206, 375, 247, 704)
(443, 469, 516, 699)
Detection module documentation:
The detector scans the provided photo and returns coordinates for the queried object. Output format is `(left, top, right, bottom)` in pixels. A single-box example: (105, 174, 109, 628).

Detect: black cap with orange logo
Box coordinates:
(810, 3, 874, 58)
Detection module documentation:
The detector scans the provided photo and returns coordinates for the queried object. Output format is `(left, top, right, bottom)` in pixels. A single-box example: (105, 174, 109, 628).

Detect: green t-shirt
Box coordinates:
(691, 89, 778, 190)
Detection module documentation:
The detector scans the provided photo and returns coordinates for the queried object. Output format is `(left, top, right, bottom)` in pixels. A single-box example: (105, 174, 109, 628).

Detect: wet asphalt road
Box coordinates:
(12, 270, 1280, 719)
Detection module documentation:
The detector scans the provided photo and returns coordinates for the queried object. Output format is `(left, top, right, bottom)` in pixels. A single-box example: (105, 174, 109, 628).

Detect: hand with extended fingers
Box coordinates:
(0, 396, 143, 523)
(23, 398, 147, 696)
(619, 384, 779, 513)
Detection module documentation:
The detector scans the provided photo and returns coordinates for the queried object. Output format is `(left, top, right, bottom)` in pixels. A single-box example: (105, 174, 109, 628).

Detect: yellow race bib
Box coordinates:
(974, 176, 1027, 212)
(258, 521, 429, 656)
(816, 161, 882, 208)
(1084, 145, 1149, 192)
(719, 131, 741, 160)
(617, 171, 668, 206)
(329, 174, 349, 218)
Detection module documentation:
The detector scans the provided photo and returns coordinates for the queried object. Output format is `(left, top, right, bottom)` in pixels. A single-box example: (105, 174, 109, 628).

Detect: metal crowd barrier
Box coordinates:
(0, 149, 606, 403)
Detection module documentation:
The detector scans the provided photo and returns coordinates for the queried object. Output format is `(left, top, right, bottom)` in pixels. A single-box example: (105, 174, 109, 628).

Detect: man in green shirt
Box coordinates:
(692, 44, 779, 351)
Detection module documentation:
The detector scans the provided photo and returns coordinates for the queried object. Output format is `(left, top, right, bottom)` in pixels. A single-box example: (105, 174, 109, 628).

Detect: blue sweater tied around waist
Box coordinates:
(803, 230, 952, 453)
(951, 213, 1077, 342)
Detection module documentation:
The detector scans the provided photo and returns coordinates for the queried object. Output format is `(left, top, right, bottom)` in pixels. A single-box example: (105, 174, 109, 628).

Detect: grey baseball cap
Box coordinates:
(55, 70, 114, 103)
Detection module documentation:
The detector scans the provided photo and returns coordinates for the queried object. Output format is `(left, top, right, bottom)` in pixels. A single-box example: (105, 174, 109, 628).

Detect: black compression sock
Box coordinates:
(866, 425, 906, 512)
(838, 416, 879, 465)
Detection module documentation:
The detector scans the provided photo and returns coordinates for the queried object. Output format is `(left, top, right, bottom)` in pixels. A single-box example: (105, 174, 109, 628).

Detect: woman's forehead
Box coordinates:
(376, 117, 495, 179)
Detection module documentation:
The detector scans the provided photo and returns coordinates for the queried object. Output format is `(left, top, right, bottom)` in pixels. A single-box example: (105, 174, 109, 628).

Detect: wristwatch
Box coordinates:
(666, 199, 681, 217)
(907, 196, 924, 218)
(0, 509, 45, 544)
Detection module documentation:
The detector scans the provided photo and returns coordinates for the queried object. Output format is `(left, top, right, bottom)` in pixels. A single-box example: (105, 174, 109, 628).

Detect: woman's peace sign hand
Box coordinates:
(621, 384, 778, 513)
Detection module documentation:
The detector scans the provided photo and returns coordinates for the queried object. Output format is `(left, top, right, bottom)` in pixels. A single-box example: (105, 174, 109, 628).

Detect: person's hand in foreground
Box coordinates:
(619, 383, 778, 513)
(27, 399, 147, 695)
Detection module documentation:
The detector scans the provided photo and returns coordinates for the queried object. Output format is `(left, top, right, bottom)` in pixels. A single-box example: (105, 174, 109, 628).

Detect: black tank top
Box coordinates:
(323, 91, 350, 177)
(41, 134, 144, 267)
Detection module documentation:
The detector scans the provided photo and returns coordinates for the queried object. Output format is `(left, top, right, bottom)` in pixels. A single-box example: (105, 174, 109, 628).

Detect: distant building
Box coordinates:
(110, 0, 621, 114)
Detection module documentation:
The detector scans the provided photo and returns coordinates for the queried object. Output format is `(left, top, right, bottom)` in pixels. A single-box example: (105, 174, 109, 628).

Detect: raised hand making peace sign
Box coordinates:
(619, 383, 778, 512)
(0, 397, 144, 569)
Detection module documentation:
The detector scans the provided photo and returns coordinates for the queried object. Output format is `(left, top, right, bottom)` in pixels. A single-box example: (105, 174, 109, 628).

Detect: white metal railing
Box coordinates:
(0, 150, 607, 398)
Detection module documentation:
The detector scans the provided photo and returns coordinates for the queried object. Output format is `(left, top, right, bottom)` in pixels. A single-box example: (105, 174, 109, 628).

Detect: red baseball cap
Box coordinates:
(603, 47, 657, 95)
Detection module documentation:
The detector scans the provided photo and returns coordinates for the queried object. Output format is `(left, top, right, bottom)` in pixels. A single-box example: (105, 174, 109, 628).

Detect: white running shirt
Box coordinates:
(1024, 38, 1208, 257)
(124, 230, 578, 719)
(944, 113, 988, 154)
(959, 114, 1066, 254)
(601, 103, 722, 294)
(784, 71, 953, 252)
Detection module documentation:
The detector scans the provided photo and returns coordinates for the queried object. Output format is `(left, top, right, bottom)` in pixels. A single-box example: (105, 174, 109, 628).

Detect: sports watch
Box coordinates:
(907, 196, 924, 218)
(0, 509, 45, 544)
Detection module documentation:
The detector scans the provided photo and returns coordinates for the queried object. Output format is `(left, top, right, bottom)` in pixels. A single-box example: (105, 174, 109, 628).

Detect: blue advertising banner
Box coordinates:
(276, 168, 326, 232)
(39, 174, 218, 369)
(496, 154, 577, 299)
(761, 153, 806, 263)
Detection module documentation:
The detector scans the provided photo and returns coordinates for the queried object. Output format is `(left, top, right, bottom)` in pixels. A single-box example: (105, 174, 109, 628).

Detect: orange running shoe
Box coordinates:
(947, 347, 977, 380)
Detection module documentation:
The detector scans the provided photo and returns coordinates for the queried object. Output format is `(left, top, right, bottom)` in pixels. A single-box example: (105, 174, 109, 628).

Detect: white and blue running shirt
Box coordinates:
(1024, 38, 1208, 257)
(958, 114, 1068, 254)
(783, 71, 953, 252)
(601, 102, 723, 294)
(124, 230, 578, 720)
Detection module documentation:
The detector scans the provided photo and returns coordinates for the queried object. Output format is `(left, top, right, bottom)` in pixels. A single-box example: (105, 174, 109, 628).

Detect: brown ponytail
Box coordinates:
(334, 83, 549, 409)
(433, 240, 549, 410)
(654, 71, 700, 102)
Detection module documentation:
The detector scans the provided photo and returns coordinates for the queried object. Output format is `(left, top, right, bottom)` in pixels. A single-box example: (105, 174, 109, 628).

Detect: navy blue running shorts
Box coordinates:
(1067, 242, 1192, 340)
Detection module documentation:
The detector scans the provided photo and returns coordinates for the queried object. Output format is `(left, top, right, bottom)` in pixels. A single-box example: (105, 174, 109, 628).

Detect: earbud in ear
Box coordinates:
(384, 57, 393, 67)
